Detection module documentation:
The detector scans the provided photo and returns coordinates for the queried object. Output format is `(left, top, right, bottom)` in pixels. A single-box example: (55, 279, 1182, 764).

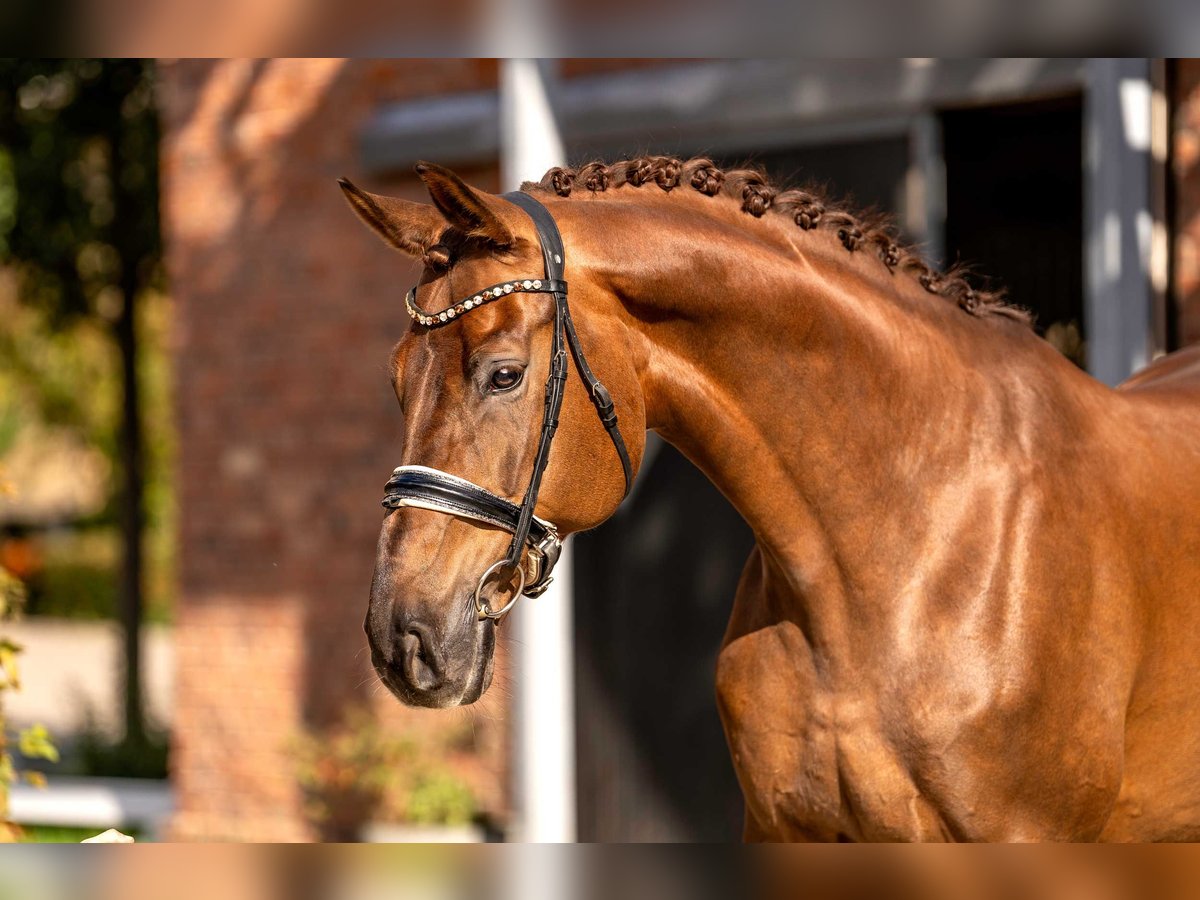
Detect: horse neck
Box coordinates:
(574, 197, 1089, 626)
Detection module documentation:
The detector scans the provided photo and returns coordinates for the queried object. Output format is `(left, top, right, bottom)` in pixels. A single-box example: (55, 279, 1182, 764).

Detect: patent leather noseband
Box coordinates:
(381, 191, 633, 621)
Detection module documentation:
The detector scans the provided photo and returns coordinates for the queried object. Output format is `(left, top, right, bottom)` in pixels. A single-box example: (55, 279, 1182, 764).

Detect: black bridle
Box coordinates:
(381, 192, 633, 621)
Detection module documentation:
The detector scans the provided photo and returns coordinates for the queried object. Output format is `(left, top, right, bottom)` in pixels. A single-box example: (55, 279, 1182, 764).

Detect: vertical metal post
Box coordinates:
(908, 112, 946, 266)
(499, 59, 577, 845)
(1084, 58, 1166, 385)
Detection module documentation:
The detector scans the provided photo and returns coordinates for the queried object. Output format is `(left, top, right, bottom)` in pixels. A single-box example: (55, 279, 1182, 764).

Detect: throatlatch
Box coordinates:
(381, 191, 632, 621)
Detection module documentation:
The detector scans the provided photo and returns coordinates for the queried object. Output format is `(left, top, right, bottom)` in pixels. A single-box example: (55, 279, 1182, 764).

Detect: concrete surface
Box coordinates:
(3, 618, 174, 739)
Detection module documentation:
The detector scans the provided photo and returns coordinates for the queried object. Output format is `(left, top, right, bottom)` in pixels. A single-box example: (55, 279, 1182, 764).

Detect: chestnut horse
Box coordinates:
(340, 157, 1200, 841)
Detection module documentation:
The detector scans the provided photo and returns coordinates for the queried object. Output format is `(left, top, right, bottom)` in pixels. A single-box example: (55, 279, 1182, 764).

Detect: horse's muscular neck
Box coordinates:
(569, 194, 1091, 648)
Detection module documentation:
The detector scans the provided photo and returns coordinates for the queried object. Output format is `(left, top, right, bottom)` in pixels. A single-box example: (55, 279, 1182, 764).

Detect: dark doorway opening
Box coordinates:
(941, 95, 1086, 365)
(573, 440, 752, 841)
(739, 135, 913, 234)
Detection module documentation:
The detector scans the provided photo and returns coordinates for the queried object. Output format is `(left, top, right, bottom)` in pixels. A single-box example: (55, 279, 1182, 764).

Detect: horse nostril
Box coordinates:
(400, 625, 443, 693)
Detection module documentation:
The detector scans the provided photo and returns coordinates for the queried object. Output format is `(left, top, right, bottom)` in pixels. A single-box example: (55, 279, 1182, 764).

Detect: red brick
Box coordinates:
(160, 59, 509, 841)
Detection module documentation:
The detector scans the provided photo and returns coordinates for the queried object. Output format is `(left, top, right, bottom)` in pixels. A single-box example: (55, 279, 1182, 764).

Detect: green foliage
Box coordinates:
(26, 551, 116, 620)
(0, 264, 176, 547)
(0, 639, 20, 691)
(0, 567, 24, 622)
(0, 472, 57, 839)
(18, 725, 57, 764)
(0, 59, 149, 478)
(24, 528, 118, 620)
(293, 708, 413, 836)
(0, 289, 118, 461)
(0, 481, 22, 621)
(0, 60, 176, 629)
(293, 708, 479, 837)
(404, 770, 478, 827)
(20, 824, 143, 843)
(136, 290, 177, 623)
(0, 59, 161, 323)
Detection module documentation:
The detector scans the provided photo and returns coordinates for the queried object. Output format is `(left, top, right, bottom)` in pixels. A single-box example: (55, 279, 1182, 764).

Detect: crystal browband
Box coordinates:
(405, 277, 568, 327)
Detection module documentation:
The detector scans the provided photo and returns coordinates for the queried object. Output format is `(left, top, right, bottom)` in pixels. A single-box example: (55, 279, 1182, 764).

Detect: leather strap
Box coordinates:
(382, 465, 562, 595)
(502, 192, 634, 499)
(382, 465, 560, 547)
(497, 191, 568, 575)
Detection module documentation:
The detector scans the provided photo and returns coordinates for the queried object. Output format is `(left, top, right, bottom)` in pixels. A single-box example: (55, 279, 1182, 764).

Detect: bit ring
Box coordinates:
(475, 559, 525, 621)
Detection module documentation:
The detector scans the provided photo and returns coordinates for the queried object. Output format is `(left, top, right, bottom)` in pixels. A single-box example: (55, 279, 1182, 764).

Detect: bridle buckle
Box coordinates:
(474, 525, 560, 620)
(522, 527, 562, 598)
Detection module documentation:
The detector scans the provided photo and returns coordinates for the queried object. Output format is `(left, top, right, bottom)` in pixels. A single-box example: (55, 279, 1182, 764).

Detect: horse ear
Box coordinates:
(337, 177, 445, 257)
(415, 161, 514, 248)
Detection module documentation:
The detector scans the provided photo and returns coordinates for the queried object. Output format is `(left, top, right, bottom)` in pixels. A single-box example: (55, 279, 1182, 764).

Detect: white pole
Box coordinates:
(499, 58, 577, 845)
(1084, 58, 1166, 385)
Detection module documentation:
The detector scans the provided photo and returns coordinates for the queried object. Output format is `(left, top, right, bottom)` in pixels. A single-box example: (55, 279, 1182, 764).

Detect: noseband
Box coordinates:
(381, 192, 633, 621)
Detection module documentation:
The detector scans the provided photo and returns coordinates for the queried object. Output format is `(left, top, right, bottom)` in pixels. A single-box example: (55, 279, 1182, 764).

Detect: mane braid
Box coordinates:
(525, 156, 1032, 327)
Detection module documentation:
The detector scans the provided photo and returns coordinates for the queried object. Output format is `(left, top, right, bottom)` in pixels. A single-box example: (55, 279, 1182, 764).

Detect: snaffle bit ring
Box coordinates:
(475, 559, 526, 621)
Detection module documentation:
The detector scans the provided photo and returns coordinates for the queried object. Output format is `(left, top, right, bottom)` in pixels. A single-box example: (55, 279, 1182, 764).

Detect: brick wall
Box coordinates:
(159, 59, 507, 840)
(1173, 59, 1200, 348)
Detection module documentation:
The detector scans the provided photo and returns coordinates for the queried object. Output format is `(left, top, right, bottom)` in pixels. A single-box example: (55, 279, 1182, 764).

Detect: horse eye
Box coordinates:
(488, 365, 524, 393)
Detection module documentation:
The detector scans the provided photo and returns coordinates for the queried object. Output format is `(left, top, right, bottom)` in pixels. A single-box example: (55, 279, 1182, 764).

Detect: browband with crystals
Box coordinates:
(405, 278, 567, 327)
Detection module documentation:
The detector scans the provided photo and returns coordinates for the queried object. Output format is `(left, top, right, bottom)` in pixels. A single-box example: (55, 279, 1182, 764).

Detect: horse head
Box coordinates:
(340, 163, 644, 708)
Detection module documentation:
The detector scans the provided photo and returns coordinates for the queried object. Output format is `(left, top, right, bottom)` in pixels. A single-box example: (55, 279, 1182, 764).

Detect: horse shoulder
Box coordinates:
(716, 547, 954, 841)
(715, 547, 843, 840)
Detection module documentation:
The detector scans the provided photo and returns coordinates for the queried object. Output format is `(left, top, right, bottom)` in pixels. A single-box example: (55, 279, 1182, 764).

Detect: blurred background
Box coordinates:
(0, 57, 1196, 843)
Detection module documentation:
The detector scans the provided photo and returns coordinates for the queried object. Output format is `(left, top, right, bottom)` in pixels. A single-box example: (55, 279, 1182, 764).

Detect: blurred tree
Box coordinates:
(0, 60, 162, 750)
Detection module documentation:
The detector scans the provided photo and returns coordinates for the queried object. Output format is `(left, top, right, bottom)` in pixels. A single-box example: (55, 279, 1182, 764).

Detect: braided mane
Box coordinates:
(526, 156, 1031, 327)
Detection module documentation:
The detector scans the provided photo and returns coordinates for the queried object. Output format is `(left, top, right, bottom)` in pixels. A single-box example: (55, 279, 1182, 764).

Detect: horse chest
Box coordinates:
(716, 621, 950, 841)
